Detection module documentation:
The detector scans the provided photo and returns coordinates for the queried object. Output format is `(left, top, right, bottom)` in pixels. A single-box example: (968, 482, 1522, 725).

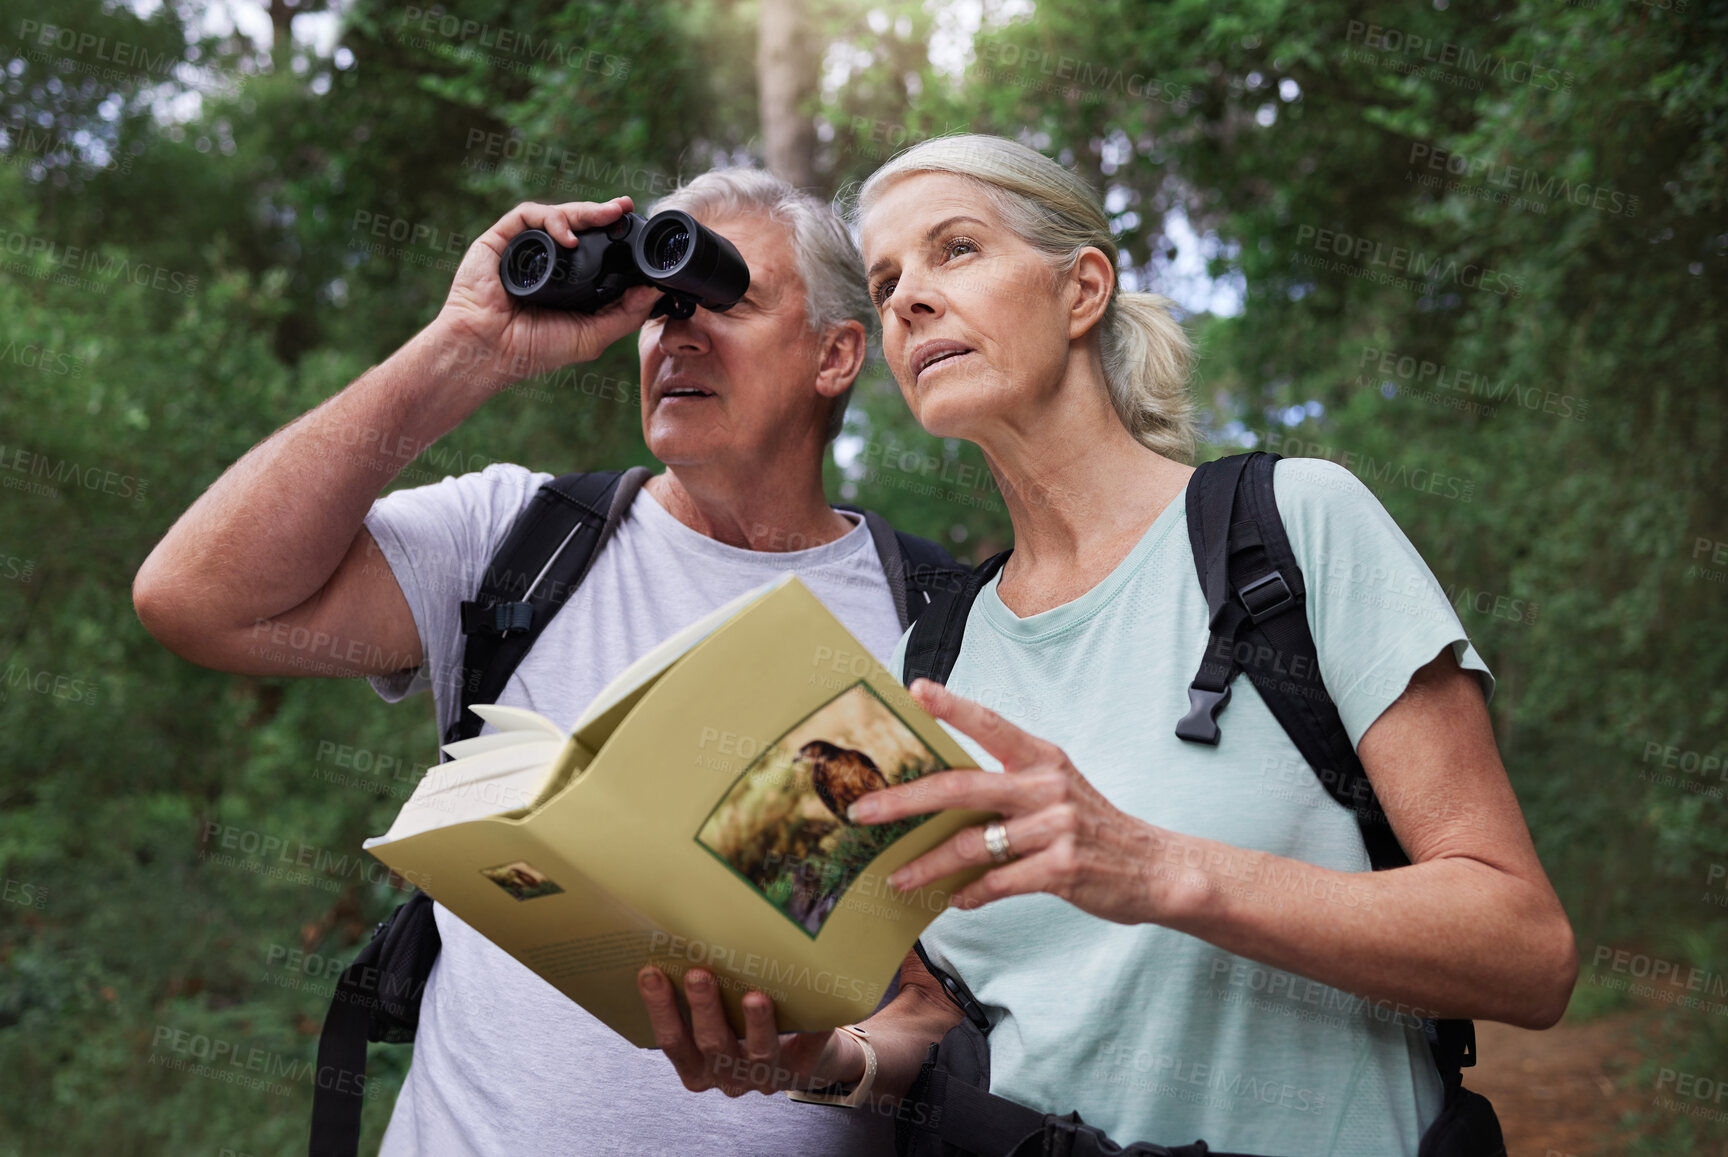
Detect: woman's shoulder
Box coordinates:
(1268, 455, 1376, 508)
(1266, 455, 1420, 556)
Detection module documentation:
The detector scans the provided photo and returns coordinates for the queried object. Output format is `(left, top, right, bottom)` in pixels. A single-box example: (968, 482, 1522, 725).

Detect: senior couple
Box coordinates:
(136, 134, 1575, 1156)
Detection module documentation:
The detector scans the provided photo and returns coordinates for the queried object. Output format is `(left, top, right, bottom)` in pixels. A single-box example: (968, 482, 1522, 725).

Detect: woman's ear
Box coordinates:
(1066, 246, 1115, 341)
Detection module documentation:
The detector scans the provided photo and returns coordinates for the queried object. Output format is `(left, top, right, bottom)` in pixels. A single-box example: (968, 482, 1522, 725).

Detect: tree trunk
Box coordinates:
(757, 0, 819, 190)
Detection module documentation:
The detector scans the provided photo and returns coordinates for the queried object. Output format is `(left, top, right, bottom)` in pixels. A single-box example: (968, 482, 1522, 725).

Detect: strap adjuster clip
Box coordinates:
(492, 602, 533, 635)
(461, 600, 534, 636)
(1236, 570, 1295, 622)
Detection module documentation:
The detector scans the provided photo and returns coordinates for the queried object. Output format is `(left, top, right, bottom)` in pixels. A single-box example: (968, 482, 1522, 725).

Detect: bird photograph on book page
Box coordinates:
(694, 681, 946, 938)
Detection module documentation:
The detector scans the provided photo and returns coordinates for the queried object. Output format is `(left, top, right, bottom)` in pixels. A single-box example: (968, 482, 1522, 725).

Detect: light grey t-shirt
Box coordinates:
(362, 462, 905, 1156)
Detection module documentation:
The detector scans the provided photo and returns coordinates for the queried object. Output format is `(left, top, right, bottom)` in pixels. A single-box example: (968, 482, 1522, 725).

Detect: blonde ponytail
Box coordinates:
(1101, 292, 1195, 463)
(853, 133, 1197, 462)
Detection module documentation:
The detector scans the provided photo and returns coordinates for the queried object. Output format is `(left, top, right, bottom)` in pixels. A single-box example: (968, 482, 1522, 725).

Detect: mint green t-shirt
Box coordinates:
(889, 458, 1495, 1157)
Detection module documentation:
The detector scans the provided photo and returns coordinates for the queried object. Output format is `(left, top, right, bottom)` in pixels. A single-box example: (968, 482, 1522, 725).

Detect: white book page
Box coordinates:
(368, 736, 563, 845)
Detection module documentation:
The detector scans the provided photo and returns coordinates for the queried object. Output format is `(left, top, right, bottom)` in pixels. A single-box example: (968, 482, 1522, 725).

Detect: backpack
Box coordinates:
(309, 467, 966, 1157)
(893, 452, 1505, 1157)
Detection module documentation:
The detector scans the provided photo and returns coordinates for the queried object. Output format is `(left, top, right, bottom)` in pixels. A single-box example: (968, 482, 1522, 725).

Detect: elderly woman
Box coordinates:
(638, 134, 1576, 1155)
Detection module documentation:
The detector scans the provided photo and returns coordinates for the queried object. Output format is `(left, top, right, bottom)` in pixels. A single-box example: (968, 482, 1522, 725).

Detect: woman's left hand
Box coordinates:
(850, 678, 1175, 924)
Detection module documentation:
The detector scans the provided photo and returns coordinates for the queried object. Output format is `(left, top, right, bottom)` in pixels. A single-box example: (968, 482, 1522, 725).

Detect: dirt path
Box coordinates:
(1467, 1012, 1655, 1156)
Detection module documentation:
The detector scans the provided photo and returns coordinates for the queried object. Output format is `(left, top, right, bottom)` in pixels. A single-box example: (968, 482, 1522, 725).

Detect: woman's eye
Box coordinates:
(873, 279, 897, 307)
(946, 238, 977, 258)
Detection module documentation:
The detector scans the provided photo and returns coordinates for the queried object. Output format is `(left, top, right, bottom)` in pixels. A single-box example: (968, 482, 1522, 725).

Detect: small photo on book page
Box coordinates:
(694, 681, 947, 938)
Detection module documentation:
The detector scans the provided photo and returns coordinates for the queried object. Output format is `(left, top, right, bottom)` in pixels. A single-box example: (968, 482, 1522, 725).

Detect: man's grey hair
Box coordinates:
(650, 169, 871, 442)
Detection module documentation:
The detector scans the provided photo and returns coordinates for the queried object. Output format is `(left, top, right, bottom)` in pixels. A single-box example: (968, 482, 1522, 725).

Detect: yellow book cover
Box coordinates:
(363, 573, 989, 1048)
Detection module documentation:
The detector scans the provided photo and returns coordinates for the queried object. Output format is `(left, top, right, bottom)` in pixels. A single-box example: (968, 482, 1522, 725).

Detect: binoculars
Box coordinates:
(497, 210, 749, 319)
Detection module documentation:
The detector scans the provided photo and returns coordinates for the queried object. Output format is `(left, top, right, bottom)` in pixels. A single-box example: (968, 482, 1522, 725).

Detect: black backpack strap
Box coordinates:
(901, 550, 1011, 688)
(1175, 451, 1476, 1088)
(309, 891, 441, 1157)
(1176, 453, 1404, 865)
(446, 467, 650, 745)
(838, 506, 967, 632)
(913, 939, 992, 1033)
(1173, 453, 1257, 745)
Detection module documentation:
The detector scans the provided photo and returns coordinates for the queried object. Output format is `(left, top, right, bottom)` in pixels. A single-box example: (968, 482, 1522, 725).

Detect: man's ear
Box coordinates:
(815, 319, 868, 398)
(1066, 246, 1115, 342)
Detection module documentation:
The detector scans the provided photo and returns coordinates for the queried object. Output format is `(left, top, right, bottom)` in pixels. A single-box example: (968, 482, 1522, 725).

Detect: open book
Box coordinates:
(364, 574, 989, 1047)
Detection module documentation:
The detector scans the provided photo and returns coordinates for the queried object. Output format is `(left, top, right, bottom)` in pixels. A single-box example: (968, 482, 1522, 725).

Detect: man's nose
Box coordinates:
(656, 311, 712, 355)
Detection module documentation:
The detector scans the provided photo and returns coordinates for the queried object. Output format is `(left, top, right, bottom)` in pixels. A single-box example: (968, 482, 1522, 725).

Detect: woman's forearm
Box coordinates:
(1142, 826, 1577, 1029)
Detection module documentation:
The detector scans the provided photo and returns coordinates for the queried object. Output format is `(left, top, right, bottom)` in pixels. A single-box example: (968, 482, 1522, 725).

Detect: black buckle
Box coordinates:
(460, 600, 534, 636)
(1174, 684, 1231, 744)
(1236, 570, 1295, 622)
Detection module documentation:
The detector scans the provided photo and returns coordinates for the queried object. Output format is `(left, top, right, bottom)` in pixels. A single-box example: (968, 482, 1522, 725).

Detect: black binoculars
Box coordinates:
(497, 210, 750, 319)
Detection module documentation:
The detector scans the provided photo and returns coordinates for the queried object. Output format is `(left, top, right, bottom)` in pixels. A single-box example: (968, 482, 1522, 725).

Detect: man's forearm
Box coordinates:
(135, 321, 506, 631)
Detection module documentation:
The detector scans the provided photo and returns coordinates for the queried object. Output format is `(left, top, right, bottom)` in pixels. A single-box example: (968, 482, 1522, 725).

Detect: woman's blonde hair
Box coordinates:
(852, 134, 1195, 463)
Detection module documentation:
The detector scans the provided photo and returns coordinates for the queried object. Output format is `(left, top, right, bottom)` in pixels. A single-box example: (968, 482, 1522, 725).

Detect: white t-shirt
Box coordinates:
(891, 458, 1496, 1156)
(363, 462, 906, 1156)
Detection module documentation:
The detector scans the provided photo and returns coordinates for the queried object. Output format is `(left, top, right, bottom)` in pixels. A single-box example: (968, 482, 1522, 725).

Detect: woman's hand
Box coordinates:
(851, 679, 1182, 925)
(637, 966, 864, 1097)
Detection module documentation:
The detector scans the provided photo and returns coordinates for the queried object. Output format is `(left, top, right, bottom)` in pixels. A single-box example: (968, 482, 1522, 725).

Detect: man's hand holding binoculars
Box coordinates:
(430, 196, 663, 391)
(426, 193, 749, 397)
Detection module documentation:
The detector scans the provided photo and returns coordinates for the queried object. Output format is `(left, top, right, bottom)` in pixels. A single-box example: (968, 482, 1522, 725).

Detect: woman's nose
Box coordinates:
(888, 265, 943, 322)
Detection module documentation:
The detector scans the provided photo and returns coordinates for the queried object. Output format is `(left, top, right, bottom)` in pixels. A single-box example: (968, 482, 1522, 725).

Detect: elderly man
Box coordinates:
(132, 170, 957, 1155)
